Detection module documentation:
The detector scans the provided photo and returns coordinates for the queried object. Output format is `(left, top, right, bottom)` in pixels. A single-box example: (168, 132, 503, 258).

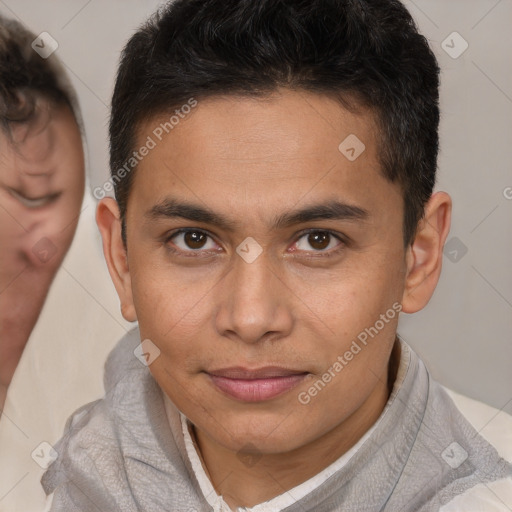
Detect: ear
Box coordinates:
(401, 191, 452, 313)
(96, 198, 137, 322)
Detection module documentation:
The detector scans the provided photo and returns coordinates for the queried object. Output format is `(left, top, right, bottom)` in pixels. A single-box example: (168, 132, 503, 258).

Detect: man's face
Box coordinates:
(125, 89, 408, 453)
(0, 99, 84, 383)
(0, 101, 85, 285)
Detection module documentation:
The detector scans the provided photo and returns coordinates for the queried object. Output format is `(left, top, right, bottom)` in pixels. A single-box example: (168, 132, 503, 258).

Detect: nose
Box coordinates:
(214, 249, 294, 345)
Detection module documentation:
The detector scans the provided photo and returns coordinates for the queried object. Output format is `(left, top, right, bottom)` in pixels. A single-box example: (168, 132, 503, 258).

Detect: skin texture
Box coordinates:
(97, 89, 451, 508)
(0, 101, 85, 410)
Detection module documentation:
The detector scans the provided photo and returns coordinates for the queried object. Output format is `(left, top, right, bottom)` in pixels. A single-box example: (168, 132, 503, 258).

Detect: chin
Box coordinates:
(205, 410, 308, 454)
(223, 430, 303, 455)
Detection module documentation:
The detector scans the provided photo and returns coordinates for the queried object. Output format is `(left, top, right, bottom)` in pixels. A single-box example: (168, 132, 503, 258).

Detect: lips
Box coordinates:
(207, 366, 308, 402)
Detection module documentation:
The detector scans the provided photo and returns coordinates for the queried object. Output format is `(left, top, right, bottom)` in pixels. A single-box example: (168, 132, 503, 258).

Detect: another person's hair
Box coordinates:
(110, 0, 440, 246)
(0, 16, 82, 135)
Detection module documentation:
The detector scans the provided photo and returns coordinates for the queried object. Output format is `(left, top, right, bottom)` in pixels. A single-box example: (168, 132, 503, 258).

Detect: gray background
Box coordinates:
(1, 0, 510, 411)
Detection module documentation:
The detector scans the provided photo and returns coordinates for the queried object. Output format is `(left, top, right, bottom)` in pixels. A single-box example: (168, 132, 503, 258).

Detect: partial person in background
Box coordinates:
(0, 13, 130, 512)
(0, 15, 85, 410)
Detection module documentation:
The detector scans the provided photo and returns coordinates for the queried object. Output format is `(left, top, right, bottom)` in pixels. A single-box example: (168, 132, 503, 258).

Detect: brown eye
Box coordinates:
(294, 230, 342, 253)
(308, 232, 330, 250)
(184, 231, 207, 249)
(168, 229, 218, 253)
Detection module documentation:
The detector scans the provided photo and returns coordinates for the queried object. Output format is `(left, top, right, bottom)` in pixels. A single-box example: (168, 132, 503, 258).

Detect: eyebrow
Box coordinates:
(146, 197, 369, 231)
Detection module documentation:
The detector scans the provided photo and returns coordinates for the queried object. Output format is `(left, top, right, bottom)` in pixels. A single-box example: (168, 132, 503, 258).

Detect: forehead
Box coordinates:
(130, 89, 399, 224)
(139, 90, 377, 160)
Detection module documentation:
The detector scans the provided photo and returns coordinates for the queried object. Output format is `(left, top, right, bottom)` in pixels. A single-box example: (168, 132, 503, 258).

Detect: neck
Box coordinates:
(193, 338, 401, 509)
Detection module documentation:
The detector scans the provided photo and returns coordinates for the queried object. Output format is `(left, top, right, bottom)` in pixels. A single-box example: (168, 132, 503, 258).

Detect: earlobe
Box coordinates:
(401, 192, 452, 314)
(96, 198, 137, 322)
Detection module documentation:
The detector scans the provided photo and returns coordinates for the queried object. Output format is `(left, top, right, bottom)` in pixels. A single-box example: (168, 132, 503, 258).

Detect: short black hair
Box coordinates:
(0, 16, 82, 136)
(110, 0, 440, 246)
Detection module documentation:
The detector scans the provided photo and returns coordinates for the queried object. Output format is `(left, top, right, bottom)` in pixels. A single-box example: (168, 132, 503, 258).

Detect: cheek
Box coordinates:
(40, 204, 79, 261)
(292, 346, 389, 442)
(0, 202, 63, 271)
(59, 176, 84, 219)
(44, 182, 84, 249)
(0, 201, 25, 241)
(299, 254, 404, 381)
(141, 305, 210, 415)
(310, 257, 402, 328)
(131, 259, 218, 345)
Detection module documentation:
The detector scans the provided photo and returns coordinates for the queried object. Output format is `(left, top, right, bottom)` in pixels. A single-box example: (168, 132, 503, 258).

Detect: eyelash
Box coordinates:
(163, 228, 347, 259)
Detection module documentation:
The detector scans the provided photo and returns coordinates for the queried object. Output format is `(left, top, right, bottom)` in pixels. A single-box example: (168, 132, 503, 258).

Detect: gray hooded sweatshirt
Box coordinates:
(42, 327, 512, 511)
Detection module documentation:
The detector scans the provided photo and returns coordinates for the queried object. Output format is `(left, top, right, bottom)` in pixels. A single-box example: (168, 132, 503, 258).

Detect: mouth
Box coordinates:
(206, 366, 309, 402)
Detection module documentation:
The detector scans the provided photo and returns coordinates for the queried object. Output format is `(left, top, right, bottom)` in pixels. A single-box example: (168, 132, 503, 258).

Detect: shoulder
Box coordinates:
(440, 387, 512, 512)
(40, 395, 130, 511)
(40, 395, 123, 496)
(41, 327, 196, 510)
(41, 328, 147, 506)
(444, 387, 512, 462)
